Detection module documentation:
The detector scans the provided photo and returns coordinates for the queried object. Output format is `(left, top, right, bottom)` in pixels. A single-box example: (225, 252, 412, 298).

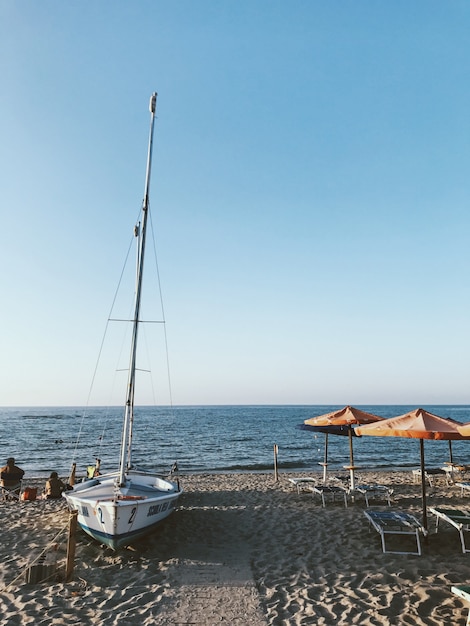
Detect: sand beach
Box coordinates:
(1, 470, 470, 625)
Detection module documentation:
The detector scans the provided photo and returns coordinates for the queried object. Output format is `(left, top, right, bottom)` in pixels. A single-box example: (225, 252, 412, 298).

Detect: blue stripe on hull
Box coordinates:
(77, 514, 172, 550)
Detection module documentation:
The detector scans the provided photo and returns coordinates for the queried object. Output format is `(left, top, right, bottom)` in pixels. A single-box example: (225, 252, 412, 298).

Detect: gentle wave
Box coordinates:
(1, 405, 469, 478)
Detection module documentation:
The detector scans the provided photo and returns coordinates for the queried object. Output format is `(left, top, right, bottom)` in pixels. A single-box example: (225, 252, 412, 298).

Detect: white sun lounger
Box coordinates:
(456, 482, 470, 497)
(451, 585, 470, 625)
(351, 484, 393, 507)
(309, 484, 348, 508)
(364, 510, 426, 556)
(287, 477, 317, 494)
(443, 463, 469, 485)
(429, 507, 470, 554)
(412, 468, 446, 486)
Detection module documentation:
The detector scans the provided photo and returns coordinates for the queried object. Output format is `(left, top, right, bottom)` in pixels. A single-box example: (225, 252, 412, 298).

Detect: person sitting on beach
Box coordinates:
(0, 457, 25, 497)
(44, 471, 65, 499)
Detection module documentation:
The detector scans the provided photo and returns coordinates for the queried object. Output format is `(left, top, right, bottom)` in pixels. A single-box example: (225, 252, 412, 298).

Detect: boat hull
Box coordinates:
(63, 471, 182, 550)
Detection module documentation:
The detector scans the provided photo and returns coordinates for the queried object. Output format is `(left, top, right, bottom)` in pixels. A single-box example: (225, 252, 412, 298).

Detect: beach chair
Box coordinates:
(364, 509, 426, 555)
(456, 483, 470, 497)
(0, 479, 22, 501)
(412, 468, 446, 487)
(309, 484, 348, 508)
(287, 477, 317, 494)
(429, 507, 470, 554)
(442, 463, 469, 485)
(451, 585, 470, 626)
(351, 484, 393, 507)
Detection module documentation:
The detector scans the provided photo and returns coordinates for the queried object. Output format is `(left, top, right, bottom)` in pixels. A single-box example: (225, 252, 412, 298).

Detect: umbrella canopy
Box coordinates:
(457, 422, 470, 437)
(356, 407, 470, 531)
(304, 406, 384, 429)
(302, 406, 384, 488)
(355, 408, 467, 440)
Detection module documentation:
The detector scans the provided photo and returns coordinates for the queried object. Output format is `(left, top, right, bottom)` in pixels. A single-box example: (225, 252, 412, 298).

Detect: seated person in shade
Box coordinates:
(44, 471, 65, 499)
(0, 457, 25, 496)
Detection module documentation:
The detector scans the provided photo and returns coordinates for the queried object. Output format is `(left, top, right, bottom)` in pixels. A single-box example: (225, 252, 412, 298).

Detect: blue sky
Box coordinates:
(2, 1, 470, 406)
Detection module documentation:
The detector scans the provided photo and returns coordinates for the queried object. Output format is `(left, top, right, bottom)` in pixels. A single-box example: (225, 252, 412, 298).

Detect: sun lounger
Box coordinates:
(443, 463, 469, 485)
(451, 585, 470, 625)
(352, 484, 393, 507)
(287, 477, 317, 494)
(309, 484, 348, 508)
(429, 507, 470, 554)
(364, 509, 426, 555)
(412, 468, 446, 487)
(456, 483, 470, 497)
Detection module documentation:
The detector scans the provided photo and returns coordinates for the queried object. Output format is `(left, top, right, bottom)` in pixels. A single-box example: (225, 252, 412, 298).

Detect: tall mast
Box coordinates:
(118, 92, 157, 486)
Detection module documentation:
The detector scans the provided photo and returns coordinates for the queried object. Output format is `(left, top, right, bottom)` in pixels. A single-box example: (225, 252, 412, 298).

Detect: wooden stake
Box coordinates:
(68, 463, 76, 487)
(65, 510, 78, 582)
(274, 444, 279, 482)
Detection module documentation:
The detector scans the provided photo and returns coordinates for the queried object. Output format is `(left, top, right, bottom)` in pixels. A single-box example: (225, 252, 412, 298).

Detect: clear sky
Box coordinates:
(2, 1, 470, 406)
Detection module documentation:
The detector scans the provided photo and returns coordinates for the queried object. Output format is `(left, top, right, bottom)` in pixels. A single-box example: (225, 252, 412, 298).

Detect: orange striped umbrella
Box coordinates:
(356, 408, 470, 530)
(303, 406, 384, 488)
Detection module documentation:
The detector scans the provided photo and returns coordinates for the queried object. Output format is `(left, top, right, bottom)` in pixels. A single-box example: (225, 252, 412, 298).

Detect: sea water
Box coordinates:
(1, 405, 470, 480)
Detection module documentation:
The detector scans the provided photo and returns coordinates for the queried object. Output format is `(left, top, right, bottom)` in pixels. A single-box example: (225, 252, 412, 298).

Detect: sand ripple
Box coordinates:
(0, 472, 470, 624)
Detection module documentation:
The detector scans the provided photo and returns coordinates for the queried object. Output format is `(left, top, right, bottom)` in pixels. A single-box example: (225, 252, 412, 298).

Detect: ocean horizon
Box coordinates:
(2, 404, 470, 480)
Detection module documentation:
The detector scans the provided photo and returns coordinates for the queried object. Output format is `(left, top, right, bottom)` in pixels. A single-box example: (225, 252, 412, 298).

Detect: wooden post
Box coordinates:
(65, 510, 78, 582)
(68, 463, 76, 487)
(274, 444, 279, 482)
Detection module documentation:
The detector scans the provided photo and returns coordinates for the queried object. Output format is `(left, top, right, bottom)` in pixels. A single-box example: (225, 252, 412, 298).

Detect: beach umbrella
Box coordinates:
(298, 423, 354, 482)
(454, 422, 470, 470)
(457, 423, 470, 437)
(356, 408, 470, 531)
(301, 406, 384, 489)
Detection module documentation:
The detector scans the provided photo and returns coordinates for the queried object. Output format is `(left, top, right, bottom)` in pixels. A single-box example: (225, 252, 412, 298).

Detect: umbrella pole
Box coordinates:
(323, 433, 328, 483)
(348, 427, 355, 490)
(420, 438, 428, 534)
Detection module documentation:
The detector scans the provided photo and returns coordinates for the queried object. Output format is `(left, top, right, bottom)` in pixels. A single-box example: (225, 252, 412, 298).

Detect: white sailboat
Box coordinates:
(64, 93, 183, 550)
